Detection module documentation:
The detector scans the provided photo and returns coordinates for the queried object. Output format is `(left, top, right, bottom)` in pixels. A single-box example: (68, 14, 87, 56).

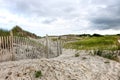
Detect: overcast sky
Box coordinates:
(0, 0, 120, 36)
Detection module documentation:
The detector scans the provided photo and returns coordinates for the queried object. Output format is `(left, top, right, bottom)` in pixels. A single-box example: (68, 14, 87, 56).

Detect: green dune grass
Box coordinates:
(64, 36, 120, 50)
(0, 29, 10, 36)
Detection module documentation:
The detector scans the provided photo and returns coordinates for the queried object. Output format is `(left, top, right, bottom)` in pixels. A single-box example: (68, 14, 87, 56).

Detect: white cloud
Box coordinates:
(0, 0, 120, 36)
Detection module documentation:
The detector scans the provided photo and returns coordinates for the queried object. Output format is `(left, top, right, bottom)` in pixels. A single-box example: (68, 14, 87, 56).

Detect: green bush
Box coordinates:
(103, 53, 113, 60)
(94, 50, 103, 56)
(34, 70, 42, 78)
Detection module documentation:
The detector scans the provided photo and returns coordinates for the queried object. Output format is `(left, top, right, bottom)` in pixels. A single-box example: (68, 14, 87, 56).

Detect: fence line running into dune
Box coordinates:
(0, 34, 62, 62)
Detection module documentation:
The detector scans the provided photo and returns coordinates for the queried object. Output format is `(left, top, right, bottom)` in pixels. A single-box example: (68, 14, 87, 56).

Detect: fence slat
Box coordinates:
(1, 36, 4, 49)
(3, 36, 6, 49)
(0, 37, 1, 49)
(45, 35, 49, 58)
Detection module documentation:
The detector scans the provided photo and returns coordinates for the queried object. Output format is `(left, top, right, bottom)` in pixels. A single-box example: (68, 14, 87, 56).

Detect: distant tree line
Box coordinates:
(77, 33, 103, 37)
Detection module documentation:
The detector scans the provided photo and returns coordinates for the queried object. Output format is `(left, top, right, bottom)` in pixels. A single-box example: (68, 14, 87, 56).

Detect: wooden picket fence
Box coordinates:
(0, 32, 62, 62)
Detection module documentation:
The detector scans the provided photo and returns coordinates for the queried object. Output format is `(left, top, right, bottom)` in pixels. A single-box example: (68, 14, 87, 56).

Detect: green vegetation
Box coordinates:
(64, 36, 120, 50)
(64, 35, 120, 61)
(94, 50, 103, 56)
(0, 29, 10, 36)
(0, 25, 40, 38)
(75, 53, 80, 57)
(51, 38, 58, 41)
(93, 50, 119, 62)
(34, 70, 42, 78)
(12, 25, 39, 38)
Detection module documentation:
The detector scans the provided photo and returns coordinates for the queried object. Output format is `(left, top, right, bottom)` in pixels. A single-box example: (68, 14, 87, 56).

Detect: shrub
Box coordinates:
(34, 70, 42, 78)
(103, 53, 113, 60)
(94, 50, 103, 56)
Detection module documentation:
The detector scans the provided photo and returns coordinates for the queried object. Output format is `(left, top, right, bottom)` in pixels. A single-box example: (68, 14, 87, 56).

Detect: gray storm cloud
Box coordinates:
(4, 0, 78, 18)
(89, 0, 120, 30)
(0, 0, 120, 31)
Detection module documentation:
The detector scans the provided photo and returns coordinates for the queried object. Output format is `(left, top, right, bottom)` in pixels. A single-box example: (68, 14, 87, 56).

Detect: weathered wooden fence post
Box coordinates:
(0, 37, 1, 49)
(1, 36, 4, 49)
(57, 38, 59, 56)
(59, 36, 62, 55)
(10, 31, 14, 61)
(0, 37, 1, 58)
(45, 34, 49, 58)
(57, 36, 62, 56)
